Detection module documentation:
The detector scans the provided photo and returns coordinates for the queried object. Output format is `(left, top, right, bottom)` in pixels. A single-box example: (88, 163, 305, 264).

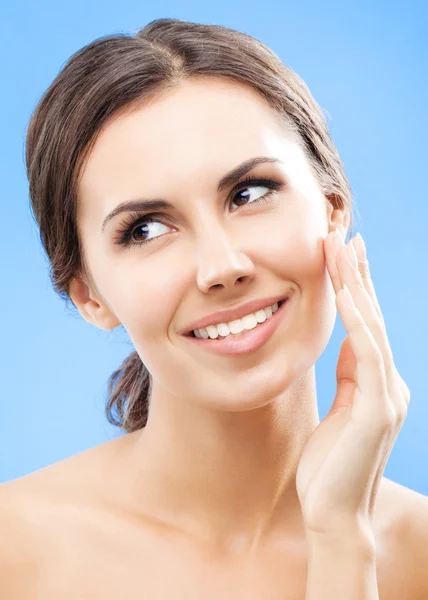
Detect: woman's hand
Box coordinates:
(295, 229, 411, 543)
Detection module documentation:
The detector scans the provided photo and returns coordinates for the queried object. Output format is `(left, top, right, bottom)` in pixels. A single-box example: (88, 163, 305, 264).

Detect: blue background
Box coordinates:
(1, 1, 427, 495)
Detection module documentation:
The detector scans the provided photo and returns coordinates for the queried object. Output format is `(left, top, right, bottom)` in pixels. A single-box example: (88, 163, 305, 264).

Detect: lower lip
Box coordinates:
(181, 297, 290, 356)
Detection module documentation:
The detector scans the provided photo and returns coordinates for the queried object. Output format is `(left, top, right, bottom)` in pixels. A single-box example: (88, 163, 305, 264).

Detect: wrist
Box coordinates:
(305, 532, 379, 599)
(306, 520, 376, 554)
(306, 528, 377, 558)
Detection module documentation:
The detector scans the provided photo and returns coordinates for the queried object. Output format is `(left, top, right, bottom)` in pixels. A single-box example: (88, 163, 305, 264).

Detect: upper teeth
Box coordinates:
(193, 301, 281, 339)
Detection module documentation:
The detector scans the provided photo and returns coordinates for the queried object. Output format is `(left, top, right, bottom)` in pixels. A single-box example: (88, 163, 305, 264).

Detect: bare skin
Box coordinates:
(70, 76, 343, 555)
(0, 442, 425, 599)
(3, 77, 427, 597)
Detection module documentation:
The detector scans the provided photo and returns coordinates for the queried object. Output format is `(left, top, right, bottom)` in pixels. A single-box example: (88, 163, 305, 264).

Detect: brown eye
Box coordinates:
(230, 184, 272, 211)
(114, 214, 172, 247)
(114, 177, 284, 249)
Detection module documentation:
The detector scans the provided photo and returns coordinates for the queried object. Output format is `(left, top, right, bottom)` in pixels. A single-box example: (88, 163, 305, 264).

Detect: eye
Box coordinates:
(230, 182, 274, 212)
(114, 214, 172, 249)
(113, 176, 284, 249)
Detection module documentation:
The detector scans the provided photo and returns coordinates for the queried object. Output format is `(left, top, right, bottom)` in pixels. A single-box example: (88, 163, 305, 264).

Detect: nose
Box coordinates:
(195, 229, 256, 294)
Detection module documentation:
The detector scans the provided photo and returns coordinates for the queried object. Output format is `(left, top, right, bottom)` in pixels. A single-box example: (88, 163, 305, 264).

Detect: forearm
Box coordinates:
(305, 533, 379, 600)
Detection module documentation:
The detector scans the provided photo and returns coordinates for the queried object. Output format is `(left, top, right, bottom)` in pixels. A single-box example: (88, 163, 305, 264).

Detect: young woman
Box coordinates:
(1, 17, 427, 599)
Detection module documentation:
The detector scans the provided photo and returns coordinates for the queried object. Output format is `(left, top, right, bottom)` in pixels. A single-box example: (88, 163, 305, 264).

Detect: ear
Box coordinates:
(325, 193, 351, 239)
(69, 276, 121, 331)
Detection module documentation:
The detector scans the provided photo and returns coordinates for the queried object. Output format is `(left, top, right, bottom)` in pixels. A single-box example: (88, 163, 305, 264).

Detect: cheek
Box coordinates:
(97, 260, 175, 343)
(295, 241, 337, 357)
(265, 217, 325, 283)
(286, 233, 334, 310)
(272, 230, 336, 347)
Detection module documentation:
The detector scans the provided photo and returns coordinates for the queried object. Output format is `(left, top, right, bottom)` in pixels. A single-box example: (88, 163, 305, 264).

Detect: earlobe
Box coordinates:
(69, 276, 121, 331)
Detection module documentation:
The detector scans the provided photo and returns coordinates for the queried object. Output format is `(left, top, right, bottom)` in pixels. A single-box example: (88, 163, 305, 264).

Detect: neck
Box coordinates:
(120, 367, 320, 557)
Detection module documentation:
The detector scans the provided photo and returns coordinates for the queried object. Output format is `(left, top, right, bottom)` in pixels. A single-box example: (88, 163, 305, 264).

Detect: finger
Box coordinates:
(351, 234, 410, 424)
(336, 284, 390, 422)
(326, 231, 407, 413)
(348, 236, 409, 413)
(324, 230, 342, 295)
(336, 240, 396, 386)
(351, 234, 385, 329)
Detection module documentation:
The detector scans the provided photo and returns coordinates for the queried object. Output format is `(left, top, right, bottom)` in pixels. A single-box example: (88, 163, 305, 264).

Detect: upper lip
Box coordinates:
(180, 293, 290, 335)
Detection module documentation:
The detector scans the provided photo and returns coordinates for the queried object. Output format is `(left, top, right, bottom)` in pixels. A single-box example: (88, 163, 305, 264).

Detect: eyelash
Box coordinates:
(113, 175, 285, 248)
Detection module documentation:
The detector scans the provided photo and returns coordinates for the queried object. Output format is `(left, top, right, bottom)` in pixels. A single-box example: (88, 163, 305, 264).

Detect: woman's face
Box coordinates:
(74, 77, 346, 412)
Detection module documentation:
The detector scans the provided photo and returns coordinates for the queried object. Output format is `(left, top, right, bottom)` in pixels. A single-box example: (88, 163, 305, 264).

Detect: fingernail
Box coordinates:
(353, 233, 366, 261)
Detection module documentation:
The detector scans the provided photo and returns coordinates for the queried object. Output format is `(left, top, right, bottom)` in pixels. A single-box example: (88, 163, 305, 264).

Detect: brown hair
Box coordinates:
(25, 18, 356, 434)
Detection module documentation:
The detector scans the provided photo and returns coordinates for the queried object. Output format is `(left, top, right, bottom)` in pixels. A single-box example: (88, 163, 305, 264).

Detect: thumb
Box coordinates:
(327, 336, 357, 418)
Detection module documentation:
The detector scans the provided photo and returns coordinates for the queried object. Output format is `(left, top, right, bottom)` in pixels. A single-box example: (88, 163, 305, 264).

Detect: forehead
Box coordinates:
(78, 77, 305, 215)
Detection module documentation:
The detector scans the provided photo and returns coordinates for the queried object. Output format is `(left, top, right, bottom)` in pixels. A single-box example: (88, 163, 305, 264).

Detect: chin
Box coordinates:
(185, 355, 310, 413)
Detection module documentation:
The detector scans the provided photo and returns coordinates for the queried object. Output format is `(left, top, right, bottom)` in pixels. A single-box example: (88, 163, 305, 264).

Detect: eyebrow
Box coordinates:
(101, 156, 283, 233)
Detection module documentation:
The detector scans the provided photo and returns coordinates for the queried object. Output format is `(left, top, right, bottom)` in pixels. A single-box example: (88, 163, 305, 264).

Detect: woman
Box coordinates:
(1, 17, 427, 599)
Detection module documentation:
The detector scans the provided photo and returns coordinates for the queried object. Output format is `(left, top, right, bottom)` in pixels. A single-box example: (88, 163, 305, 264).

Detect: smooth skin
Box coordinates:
(1, 77, 428, 599)
(298, 228, 410, 545)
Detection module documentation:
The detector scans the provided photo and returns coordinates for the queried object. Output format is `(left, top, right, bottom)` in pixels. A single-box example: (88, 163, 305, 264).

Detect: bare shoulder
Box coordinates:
(0, 478, 46, 598)
(378, 476, 428, 524)
(0, 477, 40, 549)
(0, 436, 127, 597)
(378, 475, 428, 536)
(375, 477, 428, 600)
(392, 479, 428, 599)
(0, 433, 128, 515)
(1, 447, 426, 599)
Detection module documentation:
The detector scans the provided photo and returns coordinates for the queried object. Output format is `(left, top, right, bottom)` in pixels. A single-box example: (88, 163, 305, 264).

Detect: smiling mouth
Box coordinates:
(184, 298, 288, 338)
